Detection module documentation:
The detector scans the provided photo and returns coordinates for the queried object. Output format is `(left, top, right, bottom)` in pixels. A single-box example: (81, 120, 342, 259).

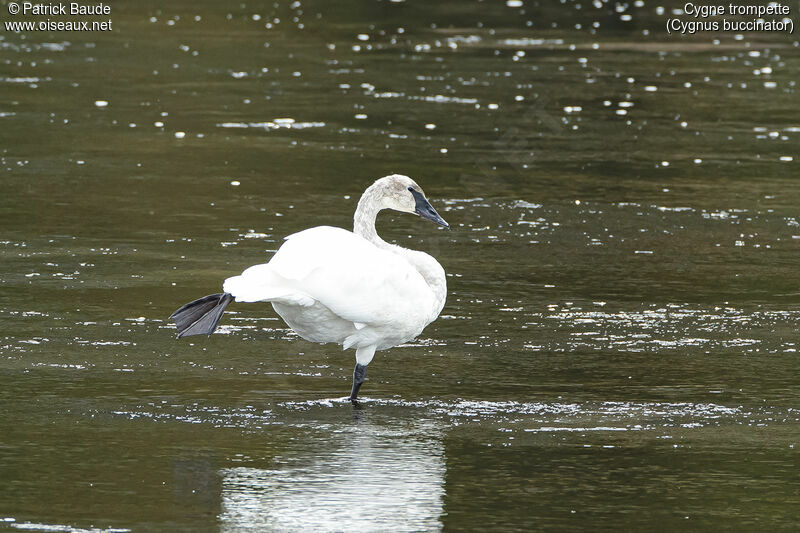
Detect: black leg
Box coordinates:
(349, 363, 367, 402)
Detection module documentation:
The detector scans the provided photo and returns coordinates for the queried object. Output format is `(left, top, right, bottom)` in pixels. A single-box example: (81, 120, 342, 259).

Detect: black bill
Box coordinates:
(410, 188, 449, 228)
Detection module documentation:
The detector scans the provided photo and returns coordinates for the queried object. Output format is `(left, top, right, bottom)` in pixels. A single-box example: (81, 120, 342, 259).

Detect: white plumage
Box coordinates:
(224, 225, 442, 353)
(171, 174, 449, 400)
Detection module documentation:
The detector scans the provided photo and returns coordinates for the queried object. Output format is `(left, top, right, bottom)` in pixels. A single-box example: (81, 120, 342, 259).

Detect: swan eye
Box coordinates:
(407, 186, 414, 192)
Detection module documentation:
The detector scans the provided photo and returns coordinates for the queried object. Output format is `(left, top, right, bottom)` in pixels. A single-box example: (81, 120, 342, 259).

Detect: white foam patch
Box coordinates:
(10, 522, 130, 533)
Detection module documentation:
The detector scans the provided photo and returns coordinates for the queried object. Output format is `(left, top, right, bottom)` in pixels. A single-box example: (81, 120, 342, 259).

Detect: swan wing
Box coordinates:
(270, 226, 433, 326)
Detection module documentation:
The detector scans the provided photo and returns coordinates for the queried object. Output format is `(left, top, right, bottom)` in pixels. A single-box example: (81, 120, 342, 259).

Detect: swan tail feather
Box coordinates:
(343, 333, 359, 351)
(223, 267, 315, 306)
(170, 292, 233, 338)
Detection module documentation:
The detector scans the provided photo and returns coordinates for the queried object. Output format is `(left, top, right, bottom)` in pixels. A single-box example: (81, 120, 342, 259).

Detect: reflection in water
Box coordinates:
(219, 418, 445, 532)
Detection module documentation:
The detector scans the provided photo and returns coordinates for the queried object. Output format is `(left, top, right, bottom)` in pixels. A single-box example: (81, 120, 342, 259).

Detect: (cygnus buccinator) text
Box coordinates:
(170, 174, 449, 401)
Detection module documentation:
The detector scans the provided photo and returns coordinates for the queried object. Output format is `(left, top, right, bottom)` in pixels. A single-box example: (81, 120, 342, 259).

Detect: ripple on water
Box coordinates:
(216, 120, 326, 130)
(529, 305, 800, 354)
(6, 520, 130, 532)
(272, 397, 796, 434)
(106, 395, 784, 434)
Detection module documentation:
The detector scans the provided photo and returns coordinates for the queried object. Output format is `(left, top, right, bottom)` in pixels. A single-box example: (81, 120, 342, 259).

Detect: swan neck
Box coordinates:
(354, 185, 388, 247)
(353, 186, 446, 316)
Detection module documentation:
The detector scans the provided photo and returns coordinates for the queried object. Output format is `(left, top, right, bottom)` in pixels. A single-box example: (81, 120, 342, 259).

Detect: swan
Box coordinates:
(169, 174, 449, 401)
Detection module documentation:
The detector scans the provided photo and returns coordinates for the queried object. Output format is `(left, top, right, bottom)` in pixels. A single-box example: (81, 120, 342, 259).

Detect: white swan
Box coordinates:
(170, 174, 449, 401)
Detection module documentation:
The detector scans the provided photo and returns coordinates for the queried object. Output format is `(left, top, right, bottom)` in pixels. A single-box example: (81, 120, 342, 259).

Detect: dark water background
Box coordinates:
(1, 0, 799, 531)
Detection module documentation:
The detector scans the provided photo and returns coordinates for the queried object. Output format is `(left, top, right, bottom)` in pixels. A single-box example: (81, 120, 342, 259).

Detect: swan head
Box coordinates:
(373, 174, 449, 229)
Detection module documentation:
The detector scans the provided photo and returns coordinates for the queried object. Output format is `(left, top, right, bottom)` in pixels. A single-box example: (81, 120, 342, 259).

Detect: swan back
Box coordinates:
(226, 226, 441, 328)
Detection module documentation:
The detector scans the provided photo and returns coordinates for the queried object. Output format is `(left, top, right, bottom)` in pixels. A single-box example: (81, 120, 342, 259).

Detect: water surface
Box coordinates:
(1, 1, 799, 531)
